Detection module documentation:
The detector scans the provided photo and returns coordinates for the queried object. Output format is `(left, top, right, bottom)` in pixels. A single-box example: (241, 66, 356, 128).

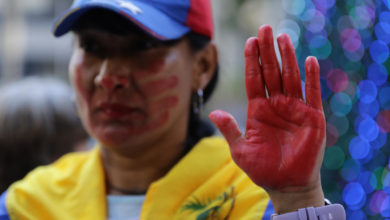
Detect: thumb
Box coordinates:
(209, 110, 243, 146)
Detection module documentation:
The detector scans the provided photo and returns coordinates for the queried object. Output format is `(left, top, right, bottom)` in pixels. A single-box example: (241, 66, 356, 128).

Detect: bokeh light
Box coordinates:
(358, 80, 378, 105)
(358, 117, 379, 142)
(324, 146, 345, 170)
(326, 69, 349, 92)
(342, 182, 366, 210)
(379, 86, 390, 109)
(369, 190, 389, 214)
(330, 92, 352, 116)
(370, 40, 389, 63)
(359, 100, 379, 118)
(377, 110, 390, 133)
(341, 159, 361, 181)
(340, 28, 362, 52)
(368, 63, 388, 86)
(282, 0, 306, 16)
(328, 114, 350, 136)
(284, 0, 390, 218)
(349, 136, 370, 160)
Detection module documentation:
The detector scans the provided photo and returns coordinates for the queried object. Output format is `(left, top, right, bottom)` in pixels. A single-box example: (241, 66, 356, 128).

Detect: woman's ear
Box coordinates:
(192, 43, 218, 91)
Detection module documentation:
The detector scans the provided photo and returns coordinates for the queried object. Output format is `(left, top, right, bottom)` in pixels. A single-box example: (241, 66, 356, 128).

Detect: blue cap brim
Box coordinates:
(52, 1, 190, 40)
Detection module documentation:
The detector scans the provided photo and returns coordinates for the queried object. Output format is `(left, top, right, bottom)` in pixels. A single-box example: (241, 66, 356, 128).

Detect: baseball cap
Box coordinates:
(52, 0, 213, 40)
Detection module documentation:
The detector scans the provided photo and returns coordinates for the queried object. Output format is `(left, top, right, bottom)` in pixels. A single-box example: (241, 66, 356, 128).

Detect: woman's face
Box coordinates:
(69, 29, 197, 151)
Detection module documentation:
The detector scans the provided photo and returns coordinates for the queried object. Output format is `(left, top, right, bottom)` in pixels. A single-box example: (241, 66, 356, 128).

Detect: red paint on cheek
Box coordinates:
(134, 111, 170, 135)
(75, 64, 90, 102)
(129, 96, 177, 135)
(133, 59, 165, 80)
(107, 95, 178, 138)
(148, 96, 179, 113)
(141, 75, 179, 97)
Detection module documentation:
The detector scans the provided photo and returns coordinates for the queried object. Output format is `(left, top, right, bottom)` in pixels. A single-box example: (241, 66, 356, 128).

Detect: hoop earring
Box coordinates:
(193, 89, 204, 116)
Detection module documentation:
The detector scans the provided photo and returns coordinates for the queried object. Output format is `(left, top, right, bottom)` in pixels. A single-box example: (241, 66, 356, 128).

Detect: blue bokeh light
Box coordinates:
(309, 37, 332, 59)
(359, 100, 379, 118)
(358, 117, 379, 142)
(371, 130, 387, 150)
(384, 0, 390, 10)
(342, 182, 366, 210)
(375, 22, 390, 44)
(358, 171, 376, 194)
(349, 136, 371, 160)
(368, 63, 388, 86)
(348, 210, 367, 220)
(369, 40, 389, 63)
(320, 78, 332, 100)
(341, 159, 361, 181)
(358, 80, 378, 104)
(379, 11, 390, 24)
(379, 87, 390, 109)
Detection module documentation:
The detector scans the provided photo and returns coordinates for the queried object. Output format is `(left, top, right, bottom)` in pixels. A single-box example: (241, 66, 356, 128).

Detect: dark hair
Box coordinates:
(72, 9, 218, 151)
(0, 77, 89, 193)
(184, 32, 218, 151)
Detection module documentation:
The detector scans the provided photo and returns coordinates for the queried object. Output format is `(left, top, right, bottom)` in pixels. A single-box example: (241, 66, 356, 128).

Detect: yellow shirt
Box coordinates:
(5, 137, 272, 219)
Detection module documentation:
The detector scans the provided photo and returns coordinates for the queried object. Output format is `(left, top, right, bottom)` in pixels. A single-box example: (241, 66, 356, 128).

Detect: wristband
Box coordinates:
(270, 204, 345, 220)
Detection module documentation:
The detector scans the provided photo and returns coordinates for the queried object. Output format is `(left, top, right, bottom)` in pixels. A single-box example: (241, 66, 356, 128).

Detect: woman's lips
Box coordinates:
(96, 103, 145, 120)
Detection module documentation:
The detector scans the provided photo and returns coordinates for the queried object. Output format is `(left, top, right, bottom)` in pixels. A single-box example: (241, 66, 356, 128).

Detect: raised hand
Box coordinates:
(209, 25, 326, 213)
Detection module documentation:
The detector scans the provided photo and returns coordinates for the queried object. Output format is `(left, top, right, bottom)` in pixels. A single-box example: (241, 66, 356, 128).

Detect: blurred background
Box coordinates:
(0, 0, 390, 219)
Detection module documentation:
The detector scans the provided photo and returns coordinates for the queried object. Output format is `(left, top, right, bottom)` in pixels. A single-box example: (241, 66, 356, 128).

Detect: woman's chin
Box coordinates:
(92, 125, 161, 149)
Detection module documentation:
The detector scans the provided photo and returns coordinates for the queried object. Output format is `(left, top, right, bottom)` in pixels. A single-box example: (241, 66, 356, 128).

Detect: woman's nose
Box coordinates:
(94, 59, 131, 92)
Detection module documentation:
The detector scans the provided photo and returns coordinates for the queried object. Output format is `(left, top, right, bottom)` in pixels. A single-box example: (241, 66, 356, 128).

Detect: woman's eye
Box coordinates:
(135, 40, 161, 50)
(80, 40, 105, 57)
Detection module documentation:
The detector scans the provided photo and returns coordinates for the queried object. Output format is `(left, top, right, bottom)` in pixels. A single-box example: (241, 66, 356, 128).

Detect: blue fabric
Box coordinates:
(106, 194, 145, 220)
(0, 191, 10, 220)
(52, 0, 191, 40)
(262, 200, 274, 220)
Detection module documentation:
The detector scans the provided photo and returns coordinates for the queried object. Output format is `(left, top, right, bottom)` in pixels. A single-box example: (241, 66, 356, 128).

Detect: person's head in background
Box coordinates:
(0, 76, 90, 193)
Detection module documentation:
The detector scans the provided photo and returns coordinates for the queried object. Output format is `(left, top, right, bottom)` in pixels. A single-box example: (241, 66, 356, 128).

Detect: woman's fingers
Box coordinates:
(247, 25, 321, 110)
(245, 37, 266, 100)
(257, 25, 283, 96)
(209, 110, 243, 147)
(304, 56, 322, 110)
(277, 34, 303, 99)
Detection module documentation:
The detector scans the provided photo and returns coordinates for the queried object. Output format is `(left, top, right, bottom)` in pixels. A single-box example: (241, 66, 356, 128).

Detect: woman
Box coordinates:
(0, 0, 345, 219)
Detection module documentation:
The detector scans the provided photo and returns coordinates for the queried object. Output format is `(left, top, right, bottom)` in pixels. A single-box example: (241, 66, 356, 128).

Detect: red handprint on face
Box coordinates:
(209, 25, 326, 192)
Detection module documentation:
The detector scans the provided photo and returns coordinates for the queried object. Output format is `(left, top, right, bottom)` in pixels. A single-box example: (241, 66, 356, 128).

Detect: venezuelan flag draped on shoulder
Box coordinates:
(1, 137, 273, 220)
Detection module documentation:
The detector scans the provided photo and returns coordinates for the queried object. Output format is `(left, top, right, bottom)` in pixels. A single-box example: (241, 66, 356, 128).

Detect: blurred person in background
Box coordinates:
(0, 76, 89, 193)
(0, 1, 345, 219)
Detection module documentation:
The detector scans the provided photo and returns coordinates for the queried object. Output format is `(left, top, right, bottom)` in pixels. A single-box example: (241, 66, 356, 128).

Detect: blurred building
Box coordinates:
(0, 0, 73, 83)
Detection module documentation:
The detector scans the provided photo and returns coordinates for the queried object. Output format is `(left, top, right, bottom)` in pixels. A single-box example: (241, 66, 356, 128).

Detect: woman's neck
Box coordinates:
(100, 133, 187, 195)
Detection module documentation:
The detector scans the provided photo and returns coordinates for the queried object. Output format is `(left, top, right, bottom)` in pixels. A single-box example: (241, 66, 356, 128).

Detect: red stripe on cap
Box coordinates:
(120, 11, 167, 40)
(185, 0, 213, 39)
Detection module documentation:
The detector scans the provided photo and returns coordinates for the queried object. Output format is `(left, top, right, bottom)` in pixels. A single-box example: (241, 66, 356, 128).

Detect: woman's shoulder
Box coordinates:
(5, 147, 106, 219)
(22, 148, 98, 181)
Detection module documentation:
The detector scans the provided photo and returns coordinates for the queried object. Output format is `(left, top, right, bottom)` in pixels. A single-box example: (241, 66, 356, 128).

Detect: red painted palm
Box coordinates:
(209, 25, 326, 192)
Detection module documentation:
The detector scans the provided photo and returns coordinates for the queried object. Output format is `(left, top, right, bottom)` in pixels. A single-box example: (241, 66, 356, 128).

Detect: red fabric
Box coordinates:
(186, 0, 213, 39)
